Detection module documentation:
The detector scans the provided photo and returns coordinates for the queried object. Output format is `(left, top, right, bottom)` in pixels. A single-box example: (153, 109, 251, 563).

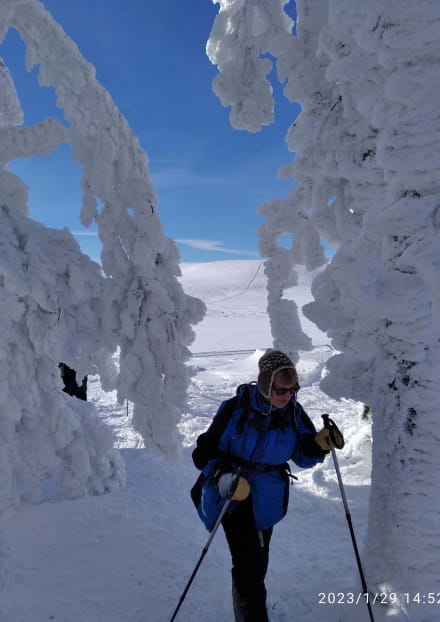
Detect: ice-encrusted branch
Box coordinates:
(208, 0, 440, 609)
(0, 0, 205, 513)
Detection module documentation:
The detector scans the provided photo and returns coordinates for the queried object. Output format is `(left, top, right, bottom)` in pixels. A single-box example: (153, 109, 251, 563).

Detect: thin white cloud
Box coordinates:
(176, 239, 258, 257)
(71, 230, 99, 237)
(150, 166, 219, 189)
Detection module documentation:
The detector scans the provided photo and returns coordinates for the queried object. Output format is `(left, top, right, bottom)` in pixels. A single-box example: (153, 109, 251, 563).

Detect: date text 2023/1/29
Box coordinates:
(318, 592, 440, 606)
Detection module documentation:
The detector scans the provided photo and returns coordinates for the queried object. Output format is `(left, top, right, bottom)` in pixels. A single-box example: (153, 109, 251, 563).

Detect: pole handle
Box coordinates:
(321, 414, 345, 449)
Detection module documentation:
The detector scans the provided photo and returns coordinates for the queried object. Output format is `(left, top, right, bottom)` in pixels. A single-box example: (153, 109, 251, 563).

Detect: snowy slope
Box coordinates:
(181, 259, 326, 353)
(0, 260, 388, 622)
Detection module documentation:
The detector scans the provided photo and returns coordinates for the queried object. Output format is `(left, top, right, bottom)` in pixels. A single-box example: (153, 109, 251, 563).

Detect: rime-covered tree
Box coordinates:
(0, 0, 204, 512)
(208, 1, 440, 617)
(208, 0, 327, 363)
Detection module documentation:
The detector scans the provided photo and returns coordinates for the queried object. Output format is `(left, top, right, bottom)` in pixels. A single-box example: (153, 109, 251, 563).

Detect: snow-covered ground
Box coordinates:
(0, 259, 390, 622)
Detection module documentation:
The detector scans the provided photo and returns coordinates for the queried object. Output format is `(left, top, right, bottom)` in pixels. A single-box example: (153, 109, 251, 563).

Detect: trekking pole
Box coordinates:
(322, 415, 375, 622)
(169, 497, 232, 622)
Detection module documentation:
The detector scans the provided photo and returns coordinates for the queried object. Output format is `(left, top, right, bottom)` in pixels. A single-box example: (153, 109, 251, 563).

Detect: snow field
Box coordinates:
(0, 259, 385, 622)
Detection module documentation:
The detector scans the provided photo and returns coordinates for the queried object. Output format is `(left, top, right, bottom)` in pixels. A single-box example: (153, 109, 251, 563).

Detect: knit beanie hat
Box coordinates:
(257, 350, 296, 399)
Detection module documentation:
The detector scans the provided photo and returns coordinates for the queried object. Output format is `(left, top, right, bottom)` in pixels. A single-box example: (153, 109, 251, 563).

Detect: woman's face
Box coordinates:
(270, 371, 299, 409)
(270, 385, 295, 408)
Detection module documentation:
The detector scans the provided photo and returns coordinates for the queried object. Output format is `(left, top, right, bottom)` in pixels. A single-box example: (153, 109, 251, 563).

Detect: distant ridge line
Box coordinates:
(191, 349, 267, 358)
(191, 344, 334, 358)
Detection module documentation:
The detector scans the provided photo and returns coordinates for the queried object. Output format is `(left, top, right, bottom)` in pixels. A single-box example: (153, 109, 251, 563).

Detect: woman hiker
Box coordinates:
(191, 349, 342, 622)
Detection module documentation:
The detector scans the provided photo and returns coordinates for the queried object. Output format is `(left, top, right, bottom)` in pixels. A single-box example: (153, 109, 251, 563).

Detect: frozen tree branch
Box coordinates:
(208, 0, 440, 612)
(0, 0, 205, 513)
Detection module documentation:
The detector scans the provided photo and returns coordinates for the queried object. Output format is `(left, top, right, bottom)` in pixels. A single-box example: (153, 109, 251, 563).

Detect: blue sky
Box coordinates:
(1, 0, 311, 263)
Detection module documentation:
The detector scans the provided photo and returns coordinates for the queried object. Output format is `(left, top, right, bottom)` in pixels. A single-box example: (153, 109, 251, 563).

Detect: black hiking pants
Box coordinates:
(222, 497, 273, 622)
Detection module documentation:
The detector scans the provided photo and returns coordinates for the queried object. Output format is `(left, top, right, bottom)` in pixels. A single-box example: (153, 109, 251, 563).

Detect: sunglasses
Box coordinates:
(272, 384, 300, 396)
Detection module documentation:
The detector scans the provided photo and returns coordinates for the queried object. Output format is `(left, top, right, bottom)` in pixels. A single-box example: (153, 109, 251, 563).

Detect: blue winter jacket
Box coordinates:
(191, 384, 327, 531)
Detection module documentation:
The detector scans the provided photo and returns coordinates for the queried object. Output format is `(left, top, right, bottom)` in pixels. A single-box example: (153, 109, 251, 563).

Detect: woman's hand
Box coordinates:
(315, 428, 334, 451)
(217, 473, 250, 500)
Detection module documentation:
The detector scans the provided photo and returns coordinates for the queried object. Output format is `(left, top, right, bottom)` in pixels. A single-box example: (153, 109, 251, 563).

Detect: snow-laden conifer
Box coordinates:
(208, 0, 326, 362)
(0, 0, 204, 512)
(208, 0, 440, 613)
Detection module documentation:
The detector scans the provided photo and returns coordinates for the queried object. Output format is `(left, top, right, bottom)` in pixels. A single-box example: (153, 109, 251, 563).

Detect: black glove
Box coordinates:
(321, 414, 345, 449)
(217, 472, 250, 500)
(315, 428, 335, 450)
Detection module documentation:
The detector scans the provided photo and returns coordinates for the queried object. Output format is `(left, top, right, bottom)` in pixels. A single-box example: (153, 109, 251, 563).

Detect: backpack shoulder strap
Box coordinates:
(235, 383, 254, 433)
(291, 401, 317, 434)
